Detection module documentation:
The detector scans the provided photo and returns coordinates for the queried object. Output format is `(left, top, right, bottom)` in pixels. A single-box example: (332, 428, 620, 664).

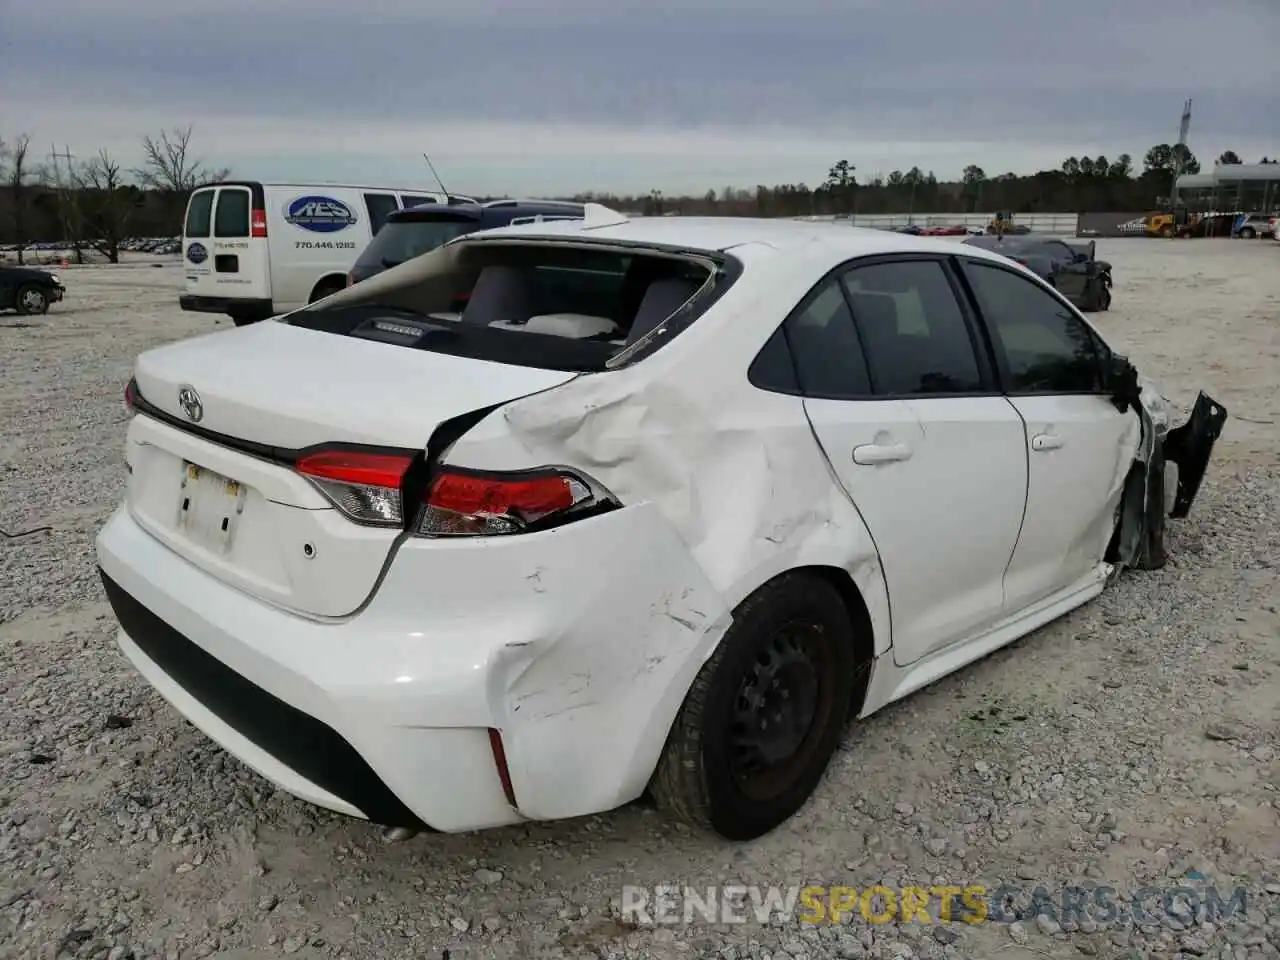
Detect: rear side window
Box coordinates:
(841, 260, 983, 395)
(363, 193, 400, 235)
(400, 195, 433, 208)
(213, 188, 250, 238)
(184, 190, 214, 239)
(778, 280, 872, 398)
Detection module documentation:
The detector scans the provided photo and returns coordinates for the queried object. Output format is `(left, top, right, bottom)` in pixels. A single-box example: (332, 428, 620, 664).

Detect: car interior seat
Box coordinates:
(623, 277, 703, 346)
(460, 265, 532, 326)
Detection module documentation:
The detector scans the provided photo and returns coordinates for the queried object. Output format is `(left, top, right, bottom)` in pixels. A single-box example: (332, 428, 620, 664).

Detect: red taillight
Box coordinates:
(416, 467, 598, 537)
(124, 377, 137, 413)
(295, 448, 415, 526)
(346, 271, 355, 287)
(251, 208, 268, 238)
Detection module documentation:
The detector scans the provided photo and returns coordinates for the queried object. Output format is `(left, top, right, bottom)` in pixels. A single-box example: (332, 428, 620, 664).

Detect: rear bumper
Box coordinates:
(95, 501, 730, 832)
(179, 295, 273, 317)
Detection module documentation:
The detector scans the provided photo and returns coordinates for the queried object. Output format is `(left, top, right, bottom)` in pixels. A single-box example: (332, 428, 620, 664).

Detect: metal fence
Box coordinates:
(792, 212, 1081, 235)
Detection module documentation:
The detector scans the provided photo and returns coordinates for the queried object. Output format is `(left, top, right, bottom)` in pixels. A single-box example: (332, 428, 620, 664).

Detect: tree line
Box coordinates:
(0, 127, 228, 263)
(3, 128, 1276, 260)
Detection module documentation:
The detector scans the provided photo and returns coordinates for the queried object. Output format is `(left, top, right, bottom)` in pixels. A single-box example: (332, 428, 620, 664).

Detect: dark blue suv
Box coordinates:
(347, 199, 586, 286)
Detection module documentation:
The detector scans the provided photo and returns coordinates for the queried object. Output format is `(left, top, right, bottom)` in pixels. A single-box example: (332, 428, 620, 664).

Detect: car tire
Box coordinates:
(15, 284, 50, 316)
(1239, 227, 1256, 240)
(650, 572, 861, 841)
(1159, 224, 1175, 238)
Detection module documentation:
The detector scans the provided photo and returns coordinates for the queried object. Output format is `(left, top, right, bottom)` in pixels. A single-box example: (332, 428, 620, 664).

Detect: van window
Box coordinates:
(363, 193, 400, 235)
(185, 190, 214, 239)
(213, 188, 251, 238)
(400, 195, 432, 208)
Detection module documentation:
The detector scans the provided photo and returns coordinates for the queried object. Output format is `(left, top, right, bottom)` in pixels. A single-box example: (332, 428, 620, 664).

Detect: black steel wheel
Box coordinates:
(650, 572, 863, 840)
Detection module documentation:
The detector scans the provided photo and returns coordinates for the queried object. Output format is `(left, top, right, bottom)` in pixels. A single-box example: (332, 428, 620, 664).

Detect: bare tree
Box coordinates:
(1, 133, 35, 263)
(73, 149, 138, 263)
(132, 125, 229, 231)
(134, 125, 229, 192)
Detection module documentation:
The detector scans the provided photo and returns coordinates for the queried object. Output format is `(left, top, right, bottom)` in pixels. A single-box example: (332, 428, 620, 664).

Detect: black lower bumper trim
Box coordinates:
(98, 569, 429, 830)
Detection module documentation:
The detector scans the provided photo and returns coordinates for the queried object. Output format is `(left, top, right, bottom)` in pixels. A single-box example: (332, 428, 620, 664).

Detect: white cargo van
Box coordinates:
(179, 182, 472, 325)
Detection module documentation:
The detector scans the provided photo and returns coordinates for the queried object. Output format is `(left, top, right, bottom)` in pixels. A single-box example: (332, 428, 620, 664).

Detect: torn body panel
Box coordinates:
(1113, 369, 1228, 571)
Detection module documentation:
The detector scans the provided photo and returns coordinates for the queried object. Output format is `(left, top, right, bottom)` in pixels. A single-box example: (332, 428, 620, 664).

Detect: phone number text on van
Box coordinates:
(295, 241, 357, 250)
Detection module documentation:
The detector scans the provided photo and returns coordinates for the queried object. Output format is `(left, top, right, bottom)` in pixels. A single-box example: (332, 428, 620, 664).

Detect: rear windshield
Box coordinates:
(287, 240, 736, 372)
(185, 190, 214, 239)
(352, 216, 478, 271)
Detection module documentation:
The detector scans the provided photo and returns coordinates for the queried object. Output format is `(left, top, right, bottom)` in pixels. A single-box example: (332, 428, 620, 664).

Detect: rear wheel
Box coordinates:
(15, 284, 49, 316)
(1159, 224, 1175, 238)
(650, 573, 861, 841)
(1239, 227, 1256, 240)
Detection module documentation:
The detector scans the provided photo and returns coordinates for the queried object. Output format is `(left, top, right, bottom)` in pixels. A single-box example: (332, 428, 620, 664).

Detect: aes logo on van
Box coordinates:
(284, 195, 358, 233)
(186, 242, 208, 264)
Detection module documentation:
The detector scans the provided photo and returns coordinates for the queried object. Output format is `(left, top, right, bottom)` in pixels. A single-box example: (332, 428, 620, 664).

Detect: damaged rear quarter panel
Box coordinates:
(441, 247, 893, 813)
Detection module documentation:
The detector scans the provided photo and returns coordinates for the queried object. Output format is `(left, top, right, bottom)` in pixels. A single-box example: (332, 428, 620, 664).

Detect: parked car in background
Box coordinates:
(99, 212, 1225, 842)
(1230, 213, 1277, 239)
(179, 181, 473, 326)
(346, 199, 587, 286)
(963, 234, 1112, 311)
(0, 265, 65, 315)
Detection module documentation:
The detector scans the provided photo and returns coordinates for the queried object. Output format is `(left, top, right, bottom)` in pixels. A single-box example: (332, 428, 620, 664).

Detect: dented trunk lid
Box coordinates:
(126, 321, 578, 617)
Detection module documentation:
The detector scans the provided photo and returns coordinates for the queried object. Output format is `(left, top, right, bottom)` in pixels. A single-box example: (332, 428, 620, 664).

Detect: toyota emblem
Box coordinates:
(177, 385, 203, 423)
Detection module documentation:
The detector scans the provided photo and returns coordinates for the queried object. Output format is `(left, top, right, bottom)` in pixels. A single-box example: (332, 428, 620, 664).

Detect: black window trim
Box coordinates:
(748, 252, 1002, 402)
(952, 255, 1113, 399)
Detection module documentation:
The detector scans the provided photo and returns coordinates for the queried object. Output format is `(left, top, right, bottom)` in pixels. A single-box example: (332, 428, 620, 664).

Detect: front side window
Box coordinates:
(962, 259, 1105, 393)
(363, 193, 400, 235)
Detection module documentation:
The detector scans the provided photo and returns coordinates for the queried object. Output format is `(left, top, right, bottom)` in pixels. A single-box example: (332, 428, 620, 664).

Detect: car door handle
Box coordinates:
(853, 443, 912, 465)
(1031, 433, 1063, 451)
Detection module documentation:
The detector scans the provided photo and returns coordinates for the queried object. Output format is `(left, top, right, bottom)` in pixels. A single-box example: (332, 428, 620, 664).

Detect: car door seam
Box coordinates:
(999, 396, 1033, 607)
(797, 396, 895, 650)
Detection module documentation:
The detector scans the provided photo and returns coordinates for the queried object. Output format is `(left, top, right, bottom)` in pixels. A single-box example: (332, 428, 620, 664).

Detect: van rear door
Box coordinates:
(183, 184, 271, 313)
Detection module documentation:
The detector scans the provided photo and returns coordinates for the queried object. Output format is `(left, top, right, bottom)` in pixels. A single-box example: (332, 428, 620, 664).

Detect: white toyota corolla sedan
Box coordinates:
(97, 208, 1227, 841)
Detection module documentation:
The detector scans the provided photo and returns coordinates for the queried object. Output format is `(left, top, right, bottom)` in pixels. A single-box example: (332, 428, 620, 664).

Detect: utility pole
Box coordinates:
(1171, 98, 1192, 206)
(49, 144, 78, 259)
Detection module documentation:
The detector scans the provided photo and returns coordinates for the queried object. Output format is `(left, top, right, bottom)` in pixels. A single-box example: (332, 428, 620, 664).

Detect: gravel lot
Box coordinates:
(1, 240, 1277, 960)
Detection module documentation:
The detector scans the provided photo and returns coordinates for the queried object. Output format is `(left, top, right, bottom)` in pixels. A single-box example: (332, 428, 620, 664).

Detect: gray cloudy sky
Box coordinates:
(4, 0, 1277, 195)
